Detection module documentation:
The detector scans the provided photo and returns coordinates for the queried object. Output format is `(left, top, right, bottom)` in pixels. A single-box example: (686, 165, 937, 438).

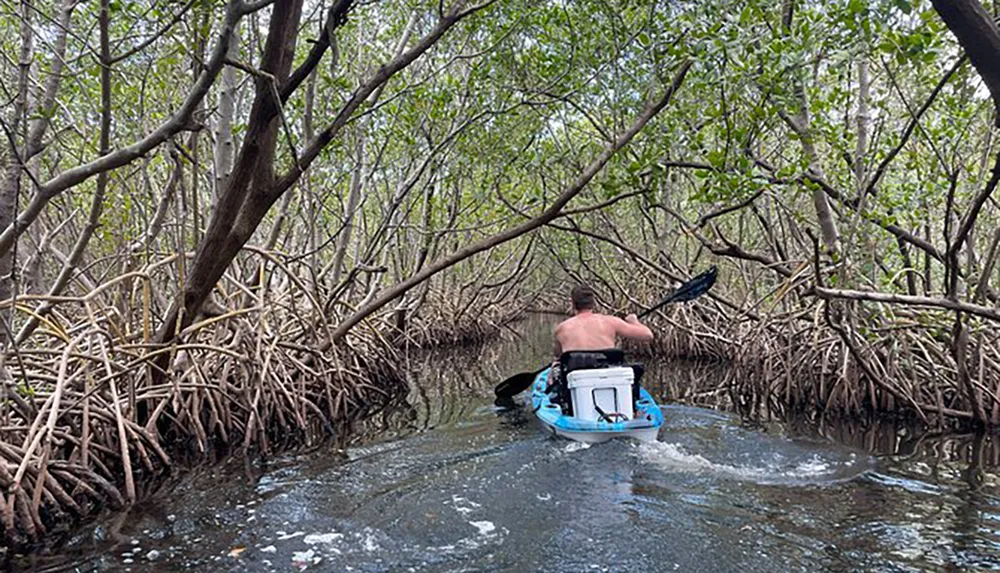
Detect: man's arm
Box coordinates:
(553, 323, 563, 357)
(613, 314, 654, 341)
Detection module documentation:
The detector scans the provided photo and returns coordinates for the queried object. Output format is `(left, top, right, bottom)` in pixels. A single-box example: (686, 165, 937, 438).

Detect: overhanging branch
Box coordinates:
(813, 286, 1000, 323)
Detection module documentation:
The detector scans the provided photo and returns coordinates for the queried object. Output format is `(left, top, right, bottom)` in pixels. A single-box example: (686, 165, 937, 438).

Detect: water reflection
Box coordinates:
(644, 359, 1000, 571)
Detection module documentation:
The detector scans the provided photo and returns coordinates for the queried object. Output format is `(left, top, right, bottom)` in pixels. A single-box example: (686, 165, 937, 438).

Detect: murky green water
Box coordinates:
(14, 317, 1000, 572)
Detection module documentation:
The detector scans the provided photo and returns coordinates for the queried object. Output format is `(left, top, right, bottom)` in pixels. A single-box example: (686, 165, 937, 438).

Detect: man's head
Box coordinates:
(571, 284, 595, 312)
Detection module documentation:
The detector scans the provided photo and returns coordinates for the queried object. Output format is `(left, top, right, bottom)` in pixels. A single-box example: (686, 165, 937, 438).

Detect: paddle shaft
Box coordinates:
(625, 280, 702, 320)
(632, 299, 673, 321)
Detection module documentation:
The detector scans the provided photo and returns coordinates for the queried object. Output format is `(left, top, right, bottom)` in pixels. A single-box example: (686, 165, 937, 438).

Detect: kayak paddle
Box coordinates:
(494, 265, 718, 398)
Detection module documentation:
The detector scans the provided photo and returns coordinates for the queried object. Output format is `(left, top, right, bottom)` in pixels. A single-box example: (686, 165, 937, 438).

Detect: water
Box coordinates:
(14, 317, 1000, 572)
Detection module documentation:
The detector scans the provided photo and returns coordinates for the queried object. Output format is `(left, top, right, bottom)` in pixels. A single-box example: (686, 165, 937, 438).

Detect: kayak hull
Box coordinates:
(530, 367, 664, 444)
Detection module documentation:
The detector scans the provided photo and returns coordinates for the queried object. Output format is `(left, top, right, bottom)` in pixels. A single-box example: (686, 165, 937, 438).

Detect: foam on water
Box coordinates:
(469, 521, 495, 535)
(864, 471, 942, 495)
(303, 532, 343, 544)
(636, 441, 856, 484)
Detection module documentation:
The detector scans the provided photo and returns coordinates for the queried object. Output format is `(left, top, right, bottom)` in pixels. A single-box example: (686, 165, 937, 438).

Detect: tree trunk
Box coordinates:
(896, 236, 918, 296)
(131, 149, 182, 253)
(156, 0, 307, 338)
(152, 3, 494, 358)
(304, 39, 320, 295)
(932, 0, 1000, 124)
(330, 136, 365, 287)
(0, 0, 35, 347)
(26, 0, 78, 159)
(778, 0, 840, 255)
(15, 0, 114, 345)
(854, 57, 869, 192)
(214, 25, 240, 215)
(188, 0, 211, 244)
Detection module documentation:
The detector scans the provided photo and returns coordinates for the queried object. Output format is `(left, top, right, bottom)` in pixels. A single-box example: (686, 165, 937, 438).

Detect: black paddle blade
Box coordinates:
(494, 370, 538, 398)
(493, 395, 518, 410)
(666, 265, 718, 303)
(639, 265, 719, 318)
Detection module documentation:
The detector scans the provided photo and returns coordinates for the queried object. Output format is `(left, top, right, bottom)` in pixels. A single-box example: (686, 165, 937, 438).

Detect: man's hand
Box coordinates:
(616, 313, 653, 341)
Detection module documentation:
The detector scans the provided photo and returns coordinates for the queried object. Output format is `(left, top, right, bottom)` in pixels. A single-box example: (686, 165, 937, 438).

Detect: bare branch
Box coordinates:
(814, 286, 1000, 323)
(0, 0, 246, 259)
(110, 0, 198, 64)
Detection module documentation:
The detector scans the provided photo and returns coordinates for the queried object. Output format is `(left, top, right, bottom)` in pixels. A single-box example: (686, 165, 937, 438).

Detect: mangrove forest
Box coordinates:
(3, 0, 1000, 567)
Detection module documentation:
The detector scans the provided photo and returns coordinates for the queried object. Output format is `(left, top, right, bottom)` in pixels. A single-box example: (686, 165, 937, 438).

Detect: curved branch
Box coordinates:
(864, 56, 966, 198)
(280, 0, 354, 101)
(696, 188, 765, 228)
(950, 151, 1000, 259)
(0, 0, 246, 259)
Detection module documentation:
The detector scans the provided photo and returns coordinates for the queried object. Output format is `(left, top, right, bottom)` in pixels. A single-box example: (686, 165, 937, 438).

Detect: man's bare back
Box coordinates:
(554, 310, 653, 355)
(554, 284, 653, 356)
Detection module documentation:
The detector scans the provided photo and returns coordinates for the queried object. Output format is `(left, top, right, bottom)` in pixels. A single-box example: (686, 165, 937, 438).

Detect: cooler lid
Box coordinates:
(566, 367, 634, 388)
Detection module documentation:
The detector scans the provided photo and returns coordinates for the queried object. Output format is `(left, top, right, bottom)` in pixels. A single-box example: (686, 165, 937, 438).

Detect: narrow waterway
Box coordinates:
(15, 317, 1000, 572)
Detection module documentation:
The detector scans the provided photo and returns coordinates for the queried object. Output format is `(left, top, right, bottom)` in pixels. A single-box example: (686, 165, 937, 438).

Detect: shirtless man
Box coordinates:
(553, 284, 653, 356)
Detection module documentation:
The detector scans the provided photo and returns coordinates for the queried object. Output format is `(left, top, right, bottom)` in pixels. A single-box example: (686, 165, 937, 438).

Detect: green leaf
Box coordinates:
(706, 149, 725, 169)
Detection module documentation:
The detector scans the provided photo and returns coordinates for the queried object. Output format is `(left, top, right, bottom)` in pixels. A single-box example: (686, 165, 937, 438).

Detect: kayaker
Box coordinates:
(548, 285, 653, 413)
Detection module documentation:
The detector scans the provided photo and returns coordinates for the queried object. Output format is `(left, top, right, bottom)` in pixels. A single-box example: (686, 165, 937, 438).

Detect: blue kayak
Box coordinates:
(530, 367, 664, 443)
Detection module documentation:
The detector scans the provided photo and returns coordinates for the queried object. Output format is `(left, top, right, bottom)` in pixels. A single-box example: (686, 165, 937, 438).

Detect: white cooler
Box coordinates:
(566, 367, 634, 422)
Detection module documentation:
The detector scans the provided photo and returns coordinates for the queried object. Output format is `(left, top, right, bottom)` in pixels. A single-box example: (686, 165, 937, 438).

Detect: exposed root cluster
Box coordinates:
(727, 304, 1000, 428)
(634, 296, 1000, 430)
(0, 264, 415, 547)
